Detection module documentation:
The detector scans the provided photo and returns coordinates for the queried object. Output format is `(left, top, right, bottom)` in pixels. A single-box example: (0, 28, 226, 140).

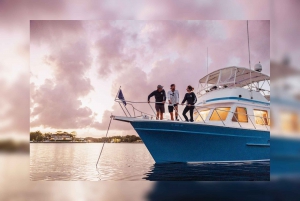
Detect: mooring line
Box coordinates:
(96, 115, 113, 168)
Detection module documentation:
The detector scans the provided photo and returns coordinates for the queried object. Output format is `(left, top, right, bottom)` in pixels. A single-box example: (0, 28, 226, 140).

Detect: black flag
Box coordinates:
(118, 89, 126, 106)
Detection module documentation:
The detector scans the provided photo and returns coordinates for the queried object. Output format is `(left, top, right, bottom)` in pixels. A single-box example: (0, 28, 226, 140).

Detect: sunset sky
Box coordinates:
(30, 20, 270, 137)
(5, 0, 300, 141)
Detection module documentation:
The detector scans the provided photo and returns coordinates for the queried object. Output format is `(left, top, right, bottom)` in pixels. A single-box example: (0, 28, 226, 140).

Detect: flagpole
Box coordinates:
(114, 86, 121, 101)
(114, 86, 127, 116)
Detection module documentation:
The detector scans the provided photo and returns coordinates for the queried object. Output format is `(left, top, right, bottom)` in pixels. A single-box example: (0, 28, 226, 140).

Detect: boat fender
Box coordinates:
(239, 95, 242, 98)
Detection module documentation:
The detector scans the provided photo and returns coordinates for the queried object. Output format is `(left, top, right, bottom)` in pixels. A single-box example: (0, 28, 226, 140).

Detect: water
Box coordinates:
(30, 143, 269, 181)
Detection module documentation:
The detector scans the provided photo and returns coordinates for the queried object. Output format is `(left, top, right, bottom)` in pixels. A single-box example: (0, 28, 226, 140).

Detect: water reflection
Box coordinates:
(144, 161, 270, 181)
(147, 180, 300, 201)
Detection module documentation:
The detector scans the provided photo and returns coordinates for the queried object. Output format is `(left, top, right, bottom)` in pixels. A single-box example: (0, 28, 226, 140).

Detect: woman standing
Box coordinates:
(181, 85, 197, 122)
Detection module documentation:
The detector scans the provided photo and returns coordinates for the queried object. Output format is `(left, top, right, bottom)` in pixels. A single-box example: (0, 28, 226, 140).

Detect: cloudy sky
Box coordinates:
(4, 0, 300, 141)
(30, 20, 270, 137)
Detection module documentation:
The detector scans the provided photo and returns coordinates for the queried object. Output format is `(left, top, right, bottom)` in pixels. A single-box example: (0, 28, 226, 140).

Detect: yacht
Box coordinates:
(114, 65, 270, 163)
(270, 62, 300, 177)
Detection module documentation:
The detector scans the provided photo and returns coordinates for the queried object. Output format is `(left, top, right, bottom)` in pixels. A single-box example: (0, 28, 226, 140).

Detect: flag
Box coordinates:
(118, 89, 126, 106)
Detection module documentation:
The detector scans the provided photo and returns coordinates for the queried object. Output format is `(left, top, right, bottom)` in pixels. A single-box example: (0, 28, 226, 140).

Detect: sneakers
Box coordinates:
(190, 120, 194, 122)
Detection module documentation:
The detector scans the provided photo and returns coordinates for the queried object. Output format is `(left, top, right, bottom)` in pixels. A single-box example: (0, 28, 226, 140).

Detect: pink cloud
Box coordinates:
(0, 72, 29, 134)
(0, 1, 275, 137)
(30, 21, 96, 129)
(71, 20, 270, 131)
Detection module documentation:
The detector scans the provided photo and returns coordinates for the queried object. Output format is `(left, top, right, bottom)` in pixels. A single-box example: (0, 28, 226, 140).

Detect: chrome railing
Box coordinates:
(193, 105, 270, 131)
(196, 85, 270, 99)
(115, 99, 270, 131)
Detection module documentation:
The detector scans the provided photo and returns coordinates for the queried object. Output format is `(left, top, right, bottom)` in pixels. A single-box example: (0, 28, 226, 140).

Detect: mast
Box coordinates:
(247, 20, 253, 98)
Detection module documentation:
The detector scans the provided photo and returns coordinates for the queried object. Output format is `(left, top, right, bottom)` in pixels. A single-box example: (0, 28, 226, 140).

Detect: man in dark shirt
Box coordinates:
(148, 85, 166, 120)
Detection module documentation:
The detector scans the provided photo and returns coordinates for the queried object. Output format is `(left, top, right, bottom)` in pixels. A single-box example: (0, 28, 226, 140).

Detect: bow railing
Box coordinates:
(115, 98, 270, 131)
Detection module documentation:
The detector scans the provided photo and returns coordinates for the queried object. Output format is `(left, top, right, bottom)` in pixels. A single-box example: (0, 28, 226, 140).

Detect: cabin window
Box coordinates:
(253, 109, 269, 125)
(232, 107, 248, 123)
(210, 107, 231, 121)
(280, 112, 299, 132)
(194, 109, 210, 122)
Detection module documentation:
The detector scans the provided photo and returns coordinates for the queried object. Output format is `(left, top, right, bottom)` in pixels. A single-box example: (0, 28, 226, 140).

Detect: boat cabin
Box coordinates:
(194, 66, 270, 131)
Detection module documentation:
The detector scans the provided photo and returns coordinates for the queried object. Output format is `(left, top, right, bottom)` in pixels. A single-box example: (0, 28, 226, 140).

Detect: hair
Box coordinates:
(170, 84, 175, 87)
(187, 85, 194, 91)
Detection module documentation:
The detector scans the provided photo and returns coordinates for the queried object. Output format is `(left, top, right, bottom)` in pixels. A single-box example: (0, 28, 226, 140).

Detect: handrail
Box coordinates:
(197, 84, 270, 98)
(119, 100, 171, 121)
(115, 99, 270, 131)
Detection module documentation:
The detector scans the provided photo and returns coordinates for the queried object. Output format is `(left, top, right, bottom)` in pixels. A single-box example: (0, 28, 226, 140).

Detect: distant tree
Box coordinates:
(30, 131, 44, 142)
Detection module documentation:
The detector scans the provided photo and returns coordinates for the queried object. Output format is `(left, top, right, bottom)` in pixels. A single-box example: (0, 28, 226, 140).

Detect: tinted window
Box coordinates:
(232, 107, 248, 123)
(253, 109, 269, 125)
(210, 107, 231, 121)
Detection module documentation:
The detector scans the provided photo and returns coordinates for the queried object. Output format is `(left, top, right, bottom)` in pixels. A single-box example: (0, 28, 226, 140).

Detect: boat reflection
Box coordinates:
(143, 161, 269, 181)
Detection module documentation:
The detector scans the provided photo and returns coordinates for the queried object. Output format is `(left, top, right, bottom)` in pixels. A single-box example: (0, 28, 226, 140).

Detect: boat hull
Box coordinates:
(271, 136, 300, 177)
(130, 120, 270, 163)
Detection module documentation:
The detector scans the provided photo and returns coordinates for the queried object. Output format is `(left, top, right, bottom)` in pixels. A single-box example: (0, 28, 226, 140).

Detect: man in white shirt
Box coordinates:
(167, 84, 180, 121)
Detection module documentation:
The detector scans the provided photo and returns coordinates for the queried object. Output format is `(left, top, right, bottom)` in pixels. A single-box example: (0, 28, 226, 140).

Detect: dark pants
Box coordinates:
(182, 106, 194, 121)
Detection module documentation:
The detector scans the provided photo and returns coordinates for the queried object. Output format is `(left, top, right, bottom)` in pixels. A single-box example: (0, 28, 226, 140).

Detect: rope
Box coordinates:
(96, 115, 113, 168)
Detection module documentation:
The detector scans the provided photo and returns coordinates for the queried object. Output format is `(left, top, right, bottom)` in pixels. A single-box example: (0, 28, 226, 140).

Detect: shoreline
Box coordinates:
(30, 141, 143, 144)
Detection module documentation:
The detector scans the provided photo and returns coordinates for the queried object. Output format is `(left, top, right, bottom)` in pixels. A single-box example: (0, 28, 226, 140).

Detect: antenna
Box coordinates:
(206, 47, 208, 74)
(247, 21, 253, 98)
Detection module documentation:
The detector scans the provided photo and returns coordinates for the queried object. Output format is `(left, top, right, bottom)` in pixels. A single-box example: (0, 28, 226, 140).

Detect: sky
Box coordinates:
(5, 0, 300, 140)
(30, 20, 270, 137)
(0, 0, 298, 141)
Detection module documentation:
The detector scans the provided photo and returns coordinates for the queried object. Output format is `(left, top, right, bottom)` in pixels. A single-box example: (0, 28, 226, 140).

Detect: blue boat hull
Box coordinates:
(271, 136, 300, 177)
(130, 121, 270, 163)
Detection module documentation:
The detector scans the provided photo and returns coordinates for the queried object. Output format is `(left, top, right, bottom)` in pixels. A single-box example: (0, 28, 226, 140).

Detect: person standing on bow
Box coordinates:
(181, 85, 197, 122)
(167, 84, 179, 121)
(148, 85, 166, 120)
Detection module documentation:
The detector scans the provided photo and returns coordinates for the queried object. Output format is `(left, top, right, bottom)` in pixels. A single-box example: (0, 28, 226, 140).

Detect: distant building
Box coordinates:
(49, 132, 76, 141)
(111, 138, 121, 143)
(75, 138, 86, 142)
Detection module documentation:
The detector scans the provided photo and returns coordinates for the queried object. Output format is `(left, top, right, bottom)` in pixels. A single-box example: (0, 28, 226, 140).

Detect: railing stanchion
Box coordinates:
(122, 104, 132, 117)
(233, 113, 242, 128)
(248, 115, 256, 129)
(194, 107, 205, 123)
(148, 103, 157, 117)
(127, 104, 136, 117)
(119, 103, 128, 117)
(259, 116, 269, 131)
(215, 109, 225, 126)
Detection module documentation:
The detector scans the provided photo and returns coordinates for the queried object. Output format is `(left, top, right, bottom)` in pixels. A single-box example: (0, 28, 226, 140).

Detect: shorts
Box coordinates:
(168, 104, 178, 113)
(155, 104, 165, 113)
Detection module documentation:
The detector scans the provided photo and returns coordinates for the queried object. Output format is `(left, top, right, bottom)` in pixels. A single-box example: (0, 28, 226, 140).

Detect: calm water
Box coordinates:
(30, 143, 269, 181)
